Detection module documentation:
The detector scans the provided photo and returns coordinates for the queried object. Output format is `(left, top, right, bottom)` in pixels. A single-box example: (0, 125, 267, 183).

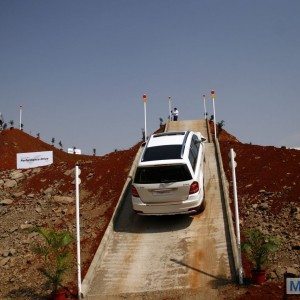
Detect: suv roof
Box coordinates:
(149, 131, 188, 146)
(141, 131, 190, 162)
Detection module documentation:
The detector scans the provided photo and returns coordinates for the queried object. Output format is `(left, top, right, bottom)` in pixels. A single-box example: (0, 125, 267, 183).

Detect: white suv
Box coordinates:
(131, 131, 206, 215)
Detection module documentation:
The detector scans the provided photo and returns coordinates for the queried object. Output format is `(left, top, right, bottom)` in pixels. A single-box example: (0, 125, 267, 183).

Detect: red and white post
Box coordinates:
(75, 165, 82, 298)
(142, 94, 147, 140)
(203, 94, 207, 119)
(168, 96, 172, 121)
(19, 105, 22, 130)
(229, 149, 243, 284)
(210, 90, 216, 139)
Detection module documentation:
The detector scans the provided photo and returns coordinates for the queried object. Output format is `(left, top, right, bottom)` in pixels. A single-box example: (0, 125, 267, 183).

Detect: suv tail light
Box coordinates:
(189, 181, 199, 194)
(131, 185, 140, 197)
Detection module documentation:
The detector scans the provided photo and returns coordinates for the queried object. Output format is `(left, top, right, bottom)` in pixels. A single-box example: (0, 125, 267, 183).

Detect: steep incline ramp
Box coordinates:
(85, 119, 234, 299)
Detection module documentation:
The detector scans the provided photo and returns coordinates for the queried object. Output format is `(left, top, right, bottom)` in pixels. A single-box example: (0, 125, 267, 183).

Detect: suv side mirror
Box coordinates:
(196, 137, 206, 144)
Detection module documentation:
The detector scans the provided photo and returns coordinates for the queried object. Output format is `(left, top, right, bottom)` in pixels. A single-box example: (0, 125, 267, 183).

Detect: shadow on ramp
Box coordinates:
(170, 258, 232, 289)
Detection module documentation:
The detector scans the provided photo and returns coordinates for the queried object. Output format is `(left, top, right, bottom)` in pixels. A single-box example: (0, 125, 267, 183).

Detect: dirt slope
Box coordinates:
(219, 137, 300, 299)
(0, 129, 81, 170)
(0, 125, 299, 299)
(0, 128, 142, 298)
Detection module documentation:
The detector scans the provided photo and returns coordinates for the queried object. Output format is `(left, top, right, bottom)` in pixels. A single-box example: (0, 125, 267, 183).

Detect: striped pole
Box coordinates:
(19, 105, 22, 130)
(142, 94, 147, 140)
(210, 91, 216, 139)
(203, 94, 207, 119)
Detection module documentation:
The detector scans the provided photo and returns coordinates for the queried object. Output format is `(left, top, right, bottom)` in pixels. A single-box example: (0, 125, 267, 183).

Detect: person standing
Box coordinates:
(172, 108, 179, 121)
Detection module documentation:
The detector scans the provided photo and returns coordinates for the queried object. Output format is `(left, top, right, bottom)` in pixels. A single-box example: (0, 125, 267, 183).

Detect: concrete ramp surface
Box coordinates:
(84, 120, 234, 299)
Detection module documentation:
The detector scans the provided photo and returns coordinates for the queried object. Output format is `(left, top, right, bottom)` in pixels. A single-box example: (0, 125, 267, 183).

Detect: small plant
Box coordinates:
(217, 120, 225, 136)
(217, 120, 225, 129)
(51, 138, 55, 146)
(21, 123, 24, 131)
(159, 117, 164, 126)
(242, 228, 280, 272)
(59, 141, 63, 150)
(141, 128, 145, 142)
(32, 227, 74, 296)
(3, 123, 7, 130)
(93, 148, 96, 156)
(9, 120, 14, 129)
(37, 132, 40, 139)
(209, 115, 214, 122)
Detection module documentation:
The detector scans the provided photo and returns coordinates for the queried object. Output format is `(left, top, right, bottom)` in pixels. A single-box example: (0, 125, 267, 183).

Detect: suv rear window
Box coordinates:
(142, 145, 182, 161)
(134, 165, 192, 184)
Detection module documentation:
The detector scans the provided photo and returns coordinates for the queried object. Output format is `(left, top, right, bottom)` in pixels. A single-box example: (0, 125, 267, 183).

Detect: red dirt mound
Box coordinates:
(1, 124, 299, 299)
(220, 140, 300, 299)
(220, 141, 300, 214)
(0, 126, 168, 299)
(209, 120, 240, 142)
(0, 128, 142, 298)
(0, 128, 87, 170)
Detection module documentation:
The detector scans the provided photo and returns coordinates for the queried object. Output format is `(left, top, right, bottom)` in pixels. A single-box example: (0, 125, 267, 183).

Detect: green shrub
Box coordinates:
(32, 227, 74, 293)
(241, 228, 280, 271)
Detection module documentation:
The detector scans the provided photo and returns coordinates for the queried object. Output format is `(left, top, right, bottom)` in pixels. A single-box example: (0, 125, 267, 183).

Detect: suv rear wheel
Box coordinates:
(193, 186, 206, 214)
(196, 198, 206, 213)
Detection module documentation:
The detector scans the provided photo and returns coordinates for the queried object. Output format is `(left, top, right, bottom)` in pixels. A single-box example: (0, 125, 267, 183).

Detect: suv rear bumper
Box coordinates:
(132, 193, 204, 215)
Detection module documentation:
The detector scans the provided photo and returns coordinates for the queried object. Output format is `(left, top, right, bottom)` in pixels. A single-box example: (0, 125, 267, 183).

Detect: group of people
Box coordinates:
(171, 108, 179, 121)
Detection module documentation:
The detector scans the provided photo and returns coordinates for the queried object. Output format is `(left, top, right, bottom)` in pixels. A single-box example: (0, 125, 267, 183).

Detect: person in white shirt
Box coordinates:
(172, 108, 179, 121)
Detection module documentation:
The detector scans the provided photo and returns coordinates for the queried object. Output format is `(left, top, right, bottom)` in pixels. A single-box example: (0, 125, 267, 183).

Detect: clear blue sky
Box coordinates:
(1, 0, 299, 154)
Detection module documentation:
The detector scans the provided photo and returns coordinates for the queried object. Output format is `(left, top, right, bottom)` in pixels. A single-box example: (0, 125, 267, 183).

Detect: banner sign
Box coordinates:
(67, 148, 82, 154)
(17, 151, 53, 169)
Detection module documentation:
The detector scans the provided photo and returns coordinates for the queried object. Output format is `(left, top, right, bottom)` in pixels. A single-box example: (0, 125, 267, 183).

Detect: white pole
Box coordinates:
(212, 97, 216, 138)
(168, 96, 172, 121)
(230, 149, 243, 285)
(19, 105, 22, 130)
(203, 95, 207, 119)
(142, 94, 147, 140)
(144, 101, 147, 140)
(75, 165, 82, 298)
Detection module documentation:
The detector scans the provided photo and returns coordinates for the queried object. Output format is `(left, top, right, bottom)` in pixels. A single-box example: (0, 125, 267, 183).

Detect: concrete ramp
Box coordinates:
(84, 120, 234, 299)
(167, 120, 208, 140)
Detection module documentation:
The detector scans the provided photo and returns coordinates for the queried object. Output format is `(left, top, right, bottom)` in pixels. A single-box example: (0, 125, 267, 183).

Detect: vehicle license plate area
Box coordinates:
(152, 188, 175, 196)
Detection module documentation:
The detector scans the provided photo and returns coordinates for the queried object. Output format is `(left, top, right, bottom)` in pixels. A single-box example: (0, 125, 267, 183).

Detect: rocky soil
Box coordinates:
(220, 137, 300, 299)
(0, 129, 141, 299)
(0, 126, 299, 299)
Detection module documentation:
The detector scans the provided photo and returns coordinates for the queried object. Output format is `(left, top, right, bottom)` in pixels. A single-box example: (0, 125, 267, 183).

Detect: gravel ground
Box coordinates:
(1, 126, 299, 299)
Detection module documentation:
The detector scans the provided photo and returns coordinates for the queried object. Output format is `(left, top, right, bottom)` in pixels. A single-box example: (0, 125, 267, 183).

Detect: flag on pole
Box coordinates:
(210, 90, 216, 99)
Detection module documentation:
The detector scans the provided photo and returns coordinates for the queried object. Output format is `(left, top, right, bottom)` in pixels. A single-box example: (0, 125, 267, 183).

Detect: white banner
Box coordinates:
(17, 151, 53, 169)
(67, 148, 82, 154)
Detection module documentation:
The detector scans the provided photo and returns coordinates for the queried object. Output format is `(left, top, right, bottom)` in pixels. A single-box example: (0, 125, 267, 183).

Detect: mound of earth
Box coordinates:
(0, 128, 143, 299)
(208, 120, 240, 143)
(0, 129, 81, 170)
(0, 125, 299, 299)
(220, 139, 300, 299)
